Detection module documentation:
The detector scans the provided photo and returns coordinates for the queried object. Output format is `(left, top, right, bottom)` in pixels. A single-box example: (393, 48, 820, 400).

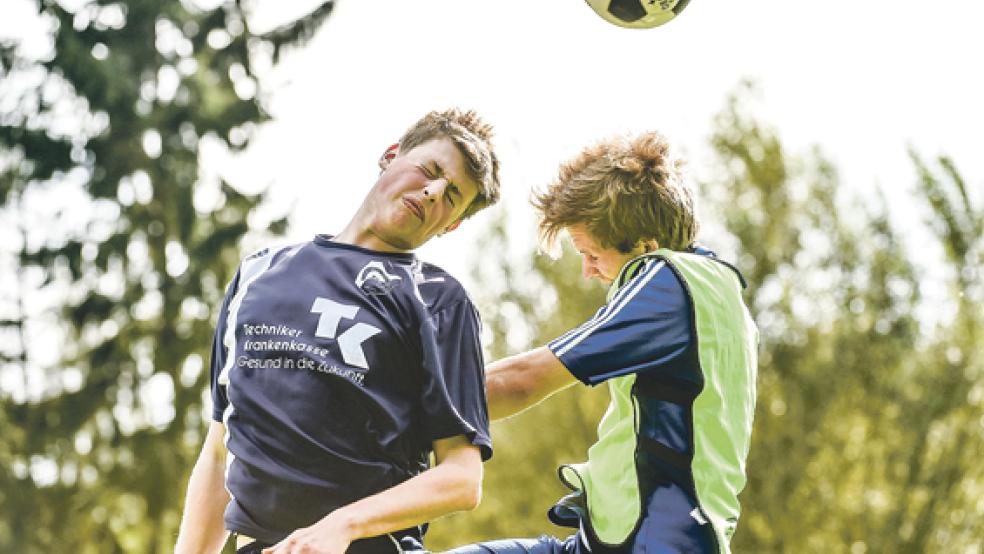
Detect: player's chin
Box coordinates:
(403, 231, 431, 249)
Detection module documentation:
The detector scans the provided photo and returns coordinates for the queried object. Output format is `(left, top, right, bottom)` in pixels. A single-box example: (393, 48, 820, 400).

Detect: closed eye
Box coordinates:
(446, 184, 461, 207)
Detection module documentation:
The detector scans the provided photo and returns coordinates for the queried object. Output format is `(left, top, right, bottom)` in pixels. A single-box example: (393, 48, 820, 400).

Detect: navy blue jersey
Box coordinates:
(208, 235, 491, 546)
(549, 256, 693, 387)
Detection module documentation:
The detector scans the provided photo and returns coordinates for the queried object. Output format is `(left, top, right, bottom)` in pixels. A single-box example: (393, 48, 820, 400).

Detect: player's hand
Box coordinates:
(262, 517, 353, 554)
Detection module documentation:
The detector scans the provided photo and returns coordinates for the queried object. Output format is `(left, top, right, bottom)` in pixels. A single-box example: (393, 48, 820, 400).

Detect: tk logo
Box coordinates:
(310, 297, 381, 370)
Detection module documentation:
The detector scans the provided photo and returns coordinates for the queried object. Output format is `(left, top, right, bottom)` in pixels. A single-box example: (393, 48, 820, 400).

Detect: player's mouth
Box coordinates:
(402, 197, 424, 221)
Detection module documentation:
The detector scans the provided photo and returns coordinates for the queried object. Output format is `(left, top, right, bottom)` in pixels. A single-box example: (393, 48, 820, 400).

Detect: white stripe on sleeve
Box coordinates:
(552, 260, 666, 358)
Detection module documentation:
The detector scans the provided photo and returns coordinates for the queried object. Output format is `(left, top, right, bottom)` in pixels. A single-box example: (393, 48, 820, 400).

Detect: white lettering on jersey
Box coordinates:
(310, 297, 381, 370)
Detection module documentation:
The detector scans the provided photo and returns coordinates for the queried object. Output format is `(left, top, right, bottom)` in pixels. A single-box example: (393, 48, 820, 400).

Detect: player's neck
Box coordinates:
(333, 219, 412, 254)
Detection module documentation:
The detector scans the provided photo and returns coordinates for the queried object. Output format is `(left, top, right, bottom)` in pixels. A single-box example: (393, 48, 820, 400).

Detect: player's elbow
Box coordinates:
(456, 476, 482, 511)
(433, 437, 484, 512)
(447, 464, 482, 512)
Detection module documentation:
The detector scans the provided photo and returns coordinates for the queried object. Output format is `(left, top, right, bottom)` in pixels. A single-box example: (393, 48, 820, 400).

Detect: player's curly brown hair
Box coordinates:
(399, 108, 501, 220)
(534, 131, 698, 256)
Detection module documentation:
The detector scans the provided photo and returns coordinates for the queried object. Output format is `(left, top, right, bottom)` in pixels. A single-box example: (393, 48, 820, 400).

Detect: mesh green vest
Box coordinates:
(558, 249, 758, 553)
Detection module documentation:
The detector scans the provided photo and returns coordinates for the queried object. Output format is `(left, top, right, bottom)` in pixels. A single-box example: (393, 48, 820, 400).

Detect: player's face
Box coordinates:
(568, 224, 645, 285)
(368, 138, 480, 251)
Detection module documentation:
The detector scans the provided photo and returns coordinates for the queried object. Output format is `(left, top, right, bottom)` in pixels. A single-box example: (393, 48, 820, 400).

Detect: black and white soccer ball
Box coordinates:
(585, 0, 691, 29)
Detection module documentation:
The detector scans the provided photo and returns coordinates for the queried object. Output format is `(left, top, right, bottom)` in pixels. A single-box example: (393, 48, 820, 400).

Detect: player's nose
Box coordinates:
(422, 179, 448, 203)
(581, 259, 594, 279)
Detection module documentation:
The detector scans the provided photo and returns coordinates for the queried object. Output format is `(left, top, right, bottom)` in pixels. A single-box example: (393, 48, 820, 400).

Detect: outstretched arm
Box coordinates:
(485, 346, 577, 421)
(175, 420, 231, 554)
(263, 434, 482, 554)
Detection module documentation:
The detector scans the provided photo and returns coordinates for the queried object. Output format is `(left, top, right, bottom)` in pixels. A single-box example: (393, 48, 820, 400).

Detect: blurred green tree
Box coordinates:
(430, 83, 983, 553)
(0, 1, 334, 552)
(707, 82, 983, 554)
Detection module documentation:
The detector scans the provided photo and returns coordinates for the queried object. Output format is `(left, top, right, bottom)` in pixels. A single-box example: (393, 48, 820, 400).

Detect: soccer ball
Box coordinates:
(585, 0, 690, 29)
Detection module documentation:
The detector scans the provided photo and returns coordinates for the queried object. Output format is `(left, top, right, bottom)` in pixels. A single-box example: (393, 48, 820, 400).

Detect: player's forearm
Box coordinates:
(174, 457, 230, 553)
(324, 450, 481, 541)
(486, 359, 542, 420)
(486, 347, 576, 420)
(175, 424, 231, 554)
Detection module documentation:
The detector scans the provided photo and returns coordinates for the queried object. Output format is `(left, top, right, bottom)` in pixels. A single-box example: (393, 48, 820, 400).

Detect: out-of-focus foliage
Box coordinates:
(708, 82, 983, 553)
(0, 1, 333, 552)
(430, 82, 983, 553)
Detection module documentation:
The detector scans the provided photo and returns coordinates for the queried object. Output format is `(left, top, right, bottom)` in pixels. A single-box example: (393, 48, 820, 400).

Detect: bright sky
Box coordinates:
(2, 0, 982, 292)
(226, 0, 984, 286)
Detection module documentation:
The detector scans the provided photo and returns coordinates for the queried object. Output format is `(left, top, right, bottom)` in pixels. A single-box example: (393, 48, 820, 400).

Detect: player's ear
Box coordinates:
(378, 143, 399, 170)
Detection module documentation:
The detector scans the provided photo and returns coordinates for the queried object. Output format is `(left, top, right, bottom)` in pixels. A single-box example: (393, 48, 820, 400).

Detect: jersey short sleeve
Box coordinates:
(417, 298, 492, 461)
(548, 259, 692, 386)
(209, 270, 241, 422)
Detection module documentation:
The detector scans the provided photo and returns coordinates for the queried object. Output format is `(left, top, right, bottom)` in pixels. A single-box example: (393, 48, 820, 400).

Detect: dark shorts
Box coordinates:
(234, 534, 426, 554)
(446, 483, 718, 554)
(235, 539, 272, 554)
(443, 535, 587, 554)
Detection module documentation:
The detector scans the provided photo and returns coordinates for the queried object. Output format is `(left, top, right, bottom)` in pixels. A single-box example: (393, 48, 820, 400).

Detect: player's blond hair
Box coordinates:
(534, 131, 698, 256)
(399, 108, 501, 220)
